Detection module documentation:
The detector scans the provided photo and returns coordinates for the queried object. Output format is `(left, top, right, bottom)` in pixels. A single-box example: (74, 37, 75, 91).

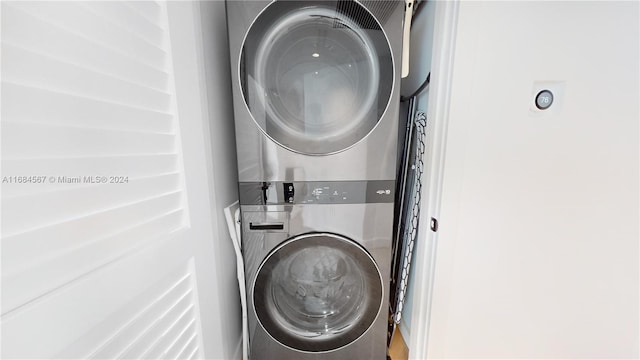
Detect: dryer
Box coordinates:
(227, 0, 404, 182)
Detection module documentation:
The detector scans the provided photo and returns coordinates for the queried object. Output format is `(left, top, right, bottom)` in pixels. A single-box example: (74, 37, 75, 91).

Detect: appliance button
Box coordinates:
(283, 183, 294, 203)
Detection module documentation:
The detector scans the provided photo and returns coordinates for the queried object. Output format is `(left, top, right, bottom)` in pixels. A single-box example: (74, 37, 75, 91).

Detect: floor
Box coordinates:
(389, 328, 409, 360)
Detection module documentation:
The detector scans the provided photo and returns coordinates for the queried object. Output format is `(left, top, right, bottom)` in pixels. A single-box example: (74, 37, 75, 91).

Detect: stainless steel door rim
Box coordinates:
(252, 232, 383, 352)
(239, 0, 394, 155)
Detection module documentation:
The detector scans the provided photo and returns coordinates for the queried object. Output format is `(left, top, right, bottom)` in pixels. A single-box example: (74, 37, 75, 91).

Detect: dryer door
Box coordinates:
(240, 0, 394, 155)
(253, 233, 383, 352)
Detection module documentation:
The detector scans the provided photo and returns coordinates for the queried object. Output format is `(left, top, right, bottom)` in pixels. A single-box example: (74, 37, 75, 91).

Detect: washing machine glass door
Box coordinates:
(253, 233, 383, 352)
(240, 0, 394, 155)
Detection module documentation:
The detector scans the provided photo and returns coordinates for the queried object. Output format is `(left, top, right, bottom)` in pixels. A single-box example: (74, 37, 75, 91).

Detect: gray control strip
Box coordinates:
(238, 180, 395, 205)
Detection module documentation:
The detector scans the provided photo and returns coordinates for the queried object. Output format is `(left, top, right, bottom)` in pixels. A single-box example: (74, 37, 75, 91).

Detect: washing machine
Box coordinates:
(227, 0, 404, 358)
(240, 186, 394, 359)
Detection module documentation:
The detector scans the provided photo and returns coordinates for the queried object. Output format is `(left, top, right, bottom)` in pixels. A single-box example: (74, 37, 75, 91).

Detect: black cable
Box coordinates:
(400, 72, 430, 102)
(411, 0, 425, 29)
(401, 0, 430, 102)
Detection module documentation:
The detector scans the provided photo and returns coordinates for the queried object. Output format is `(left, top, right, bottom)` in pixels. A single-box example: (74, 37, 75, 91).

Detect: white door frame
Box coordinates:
(407, 1, 459, 358)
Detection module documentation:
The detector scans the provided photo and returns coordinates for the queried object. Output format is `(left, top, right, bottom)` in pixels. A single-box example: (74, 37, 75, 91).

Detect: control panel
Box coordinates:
(238, 181, 395, 205)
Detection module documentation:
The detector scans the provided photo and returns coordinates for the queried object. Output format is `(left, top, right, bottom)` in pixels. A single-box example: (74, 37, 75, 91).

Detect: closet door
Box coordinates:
(1, 2, 233, 358)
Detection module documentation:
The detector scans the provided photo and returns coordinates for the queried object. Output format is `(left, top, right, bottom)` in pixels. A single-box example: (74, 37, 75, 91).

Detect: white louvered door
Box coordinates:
(1, 2, 227, 358)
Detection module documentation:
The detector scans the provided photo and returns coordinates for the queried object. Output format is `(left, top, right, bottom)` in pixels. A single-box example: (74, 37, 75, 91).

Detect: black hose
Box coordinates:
(411, 0, 425, 29)
(401, 0, 430, 102)
(400, 72, 430, 102)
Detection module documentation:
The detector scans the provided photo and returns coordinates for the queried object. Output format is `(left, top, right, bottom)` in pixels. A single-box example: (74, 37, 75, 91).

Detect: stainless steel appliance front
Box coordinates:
(228, 1, 403, 357)
(228, 0, 404, 182)
(241, 202, 393, 359)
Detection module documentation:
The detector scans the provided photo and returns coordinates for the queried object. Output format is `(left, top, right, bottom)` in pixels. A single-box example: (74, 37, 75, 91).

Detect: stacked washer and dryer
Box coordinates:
(227, 1, 405, 358)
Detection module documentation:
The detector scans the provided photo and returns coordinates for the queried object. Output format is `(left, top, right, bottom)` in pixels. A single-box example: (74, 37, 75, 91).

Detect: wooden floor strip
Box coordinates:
(389, 328, 409, 360)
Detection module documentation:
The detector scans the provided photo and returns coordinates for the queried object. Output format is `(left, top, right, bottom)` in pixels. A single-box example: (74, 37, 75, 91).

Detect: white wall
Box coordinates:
(195, 1, 243, 358)
(426, 1, 639, 358)
(165, 1, 242, 358)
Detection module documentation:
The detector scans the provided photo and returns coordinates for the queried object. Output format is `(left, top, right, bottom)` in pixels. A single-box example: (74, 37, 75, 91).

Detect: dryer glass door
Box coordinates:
(240, 0, 394, 155)
(253, 233, 383, 352)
